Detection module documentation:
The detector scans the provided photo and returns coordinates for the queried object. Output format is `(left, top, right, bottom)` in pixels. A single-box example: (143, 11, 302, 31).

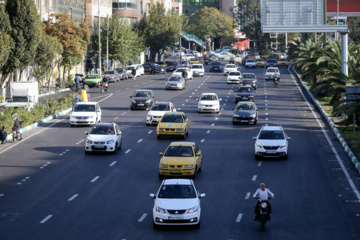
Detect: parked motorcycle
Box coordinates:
(255, 198, 271, 231)
(100, 82, 109, 93)
(71, 82, 89, 92)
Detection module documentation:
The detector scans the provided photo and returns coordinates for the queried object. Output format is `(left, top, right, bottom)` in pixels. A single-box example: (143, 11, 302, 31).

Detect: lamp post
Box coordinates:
(105, 25, 109, 71)
(98, 0, 101, 75)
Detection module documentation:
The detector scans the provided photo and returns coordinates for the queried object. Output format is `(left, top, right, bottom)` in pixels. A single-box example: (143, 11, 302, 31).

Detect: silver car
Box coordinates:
(165, 75, 186, 90)
(103, 70, 120, 82)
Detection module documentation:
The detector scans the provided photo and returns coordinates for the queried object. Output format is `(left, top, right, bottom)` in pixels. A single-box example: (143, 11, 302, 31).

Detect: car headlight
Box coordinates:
(155, 206, 167, 214)
(184, 164, 194, 168)
(187, 206, 198, 213)
(233, 114, 239, 117)
(159, 164, 168, 168)
(146, 100, 151, 103)
(279, 142, 287, 149)
(250, 113, 256, 117)
(86, 139, 93, 144)
(147, 114, 152, 120)
(89, 115, 95, 119)
(177, 128, 184, 131)
(107, 140, 114, 144)
(256, 142, 263, 149)
(131, 100, 136, 103)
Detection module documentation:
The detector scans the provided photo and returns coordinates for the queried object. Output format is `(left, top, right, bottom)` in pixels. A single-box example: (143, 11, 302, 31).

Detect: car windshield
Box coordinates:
(237, 87, 253, 92)
(211, 62, 221, 65)
(74, 104, 96, 112)
(268, 60, 277, 63)
(168, 77, 181, 82)
(236, 103, 255, 111)
(243, 74, 255, 79)
(89, 125, 115, 135)
(267, 69, 278, 73)
(164, 146, 194, 157)
(86, 75, 100, 79)
(192, 65, 202, 69)
(168, 62, 178, 65)
(104, 71, 115, 74)
(258, 130, 285, 140)
(134, 91, 151, 98)
(255, 59, 263, 62)
(150, 104, 169, 111)
(175, 69, 185, 73)
(158, 185, 196, 199)
(200, 95, 217, 101)
(226, 65, 236, 68)
(247, 59, 255, 62)
(12, 96, 28, 102)
(229, 72, 241, 76)
(161, 114, 183, 123)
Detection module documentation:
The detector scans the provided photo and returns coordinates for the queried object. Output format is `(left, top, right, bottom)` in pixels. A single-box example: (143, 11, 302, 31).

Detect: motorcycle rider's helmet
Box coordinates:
(2, 125, 6, 129)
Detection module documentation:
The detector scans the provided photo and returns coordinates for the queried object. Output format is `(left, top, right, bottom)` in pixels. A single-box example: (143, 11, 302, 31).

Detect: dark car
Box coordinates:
(204, 54, 218, 62)
(266, 59, 278, 68)
(130, 89, 155, 110)
(142, 62, 154, 73)
(232, 101, 258, 125)
(209, 61, 223, 72)
(166, 61, 180, 72)
(234, 85, 255, 103)
(241, 73, 258, 90)
(268, 53, 280, 60)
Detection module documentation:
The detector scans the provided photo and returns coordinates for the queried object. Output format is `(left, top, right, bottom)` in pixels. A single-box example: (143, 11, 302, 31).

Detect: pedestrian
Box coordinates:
(0, 126, 8, 144)
(74, 74, 81, 92)
(131, 68, 137, 80)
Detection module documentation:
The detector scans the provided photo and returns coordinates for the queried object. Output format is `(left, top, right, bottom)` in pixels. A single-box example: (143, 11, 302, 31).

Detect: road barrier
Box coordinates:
(291, 66, 360, 174)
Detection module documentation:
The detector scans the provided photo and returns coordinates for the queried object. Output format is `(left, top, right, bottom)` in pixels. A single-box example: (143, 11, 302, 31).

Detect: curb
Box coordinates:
(5, 107, 72, 142)
(290, 66, 360, 174)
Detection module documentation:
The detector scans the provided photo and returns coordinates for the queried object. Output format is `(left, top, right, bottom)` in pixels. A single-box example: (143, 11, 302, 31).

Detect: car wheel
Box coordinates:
(195, 220, 201, 228)
(159, 173, 164, 179)
(146, 123, 150, 126)
(157, 135, 161, 139)
(191, 170, 196, 179)
(255, 154, 261, 160)
(112, 144, 118, 154)
(232, 120, 236, 125)
(283, 154, 288, 160)
(197, 164, 202, 172)
(70, 124, 74, 127)
(118, 140, 122, 150)
(85, 150, 90, 155)
(182, 133, 186, 139)
(153, 221, 159, 229)
(254, 119, 258, 125)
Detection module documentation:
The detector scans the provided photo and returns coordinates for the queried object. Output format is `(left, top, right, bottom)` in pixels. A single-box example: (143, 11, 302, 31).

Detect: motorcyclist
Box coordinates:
(229, 57, 235, 64)
(0, 126, 8, 144)
(12, 118, 23, 140)
(72, 95, 81, 107)
(253, 183, 274, 221)
(102, 75, 109, 86)
(182, 69, 188, 83)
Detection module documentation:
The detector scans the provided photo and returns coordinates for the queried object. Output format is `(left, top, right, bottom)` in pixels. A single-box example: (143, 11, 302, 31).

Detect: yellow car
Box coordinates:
(189, 57, 200, 64)
(158, 142, 202, 179)
(164, 50, 172, 56)
(156, 61, 167, 68)
(157, 112, 189, 139)
(278, 58, 289, 67)
(255, 58, 265, 67)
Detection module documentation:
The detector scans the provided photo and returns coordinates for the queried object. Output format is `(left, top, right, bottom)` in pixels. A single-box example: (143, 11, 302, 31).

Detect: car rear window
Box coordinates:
(243, 74, 255, 78)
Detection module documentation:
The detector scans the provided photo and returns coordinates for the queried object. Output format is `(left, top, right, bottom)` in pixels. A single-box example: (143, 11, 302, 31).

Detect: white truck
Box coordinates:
(5, 81, 39, 110)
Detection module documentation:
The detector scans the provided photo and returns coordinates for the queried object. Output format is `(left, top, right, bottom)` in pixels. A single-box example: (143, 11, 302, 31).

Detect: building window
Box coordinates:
(113, 0, 137, 10)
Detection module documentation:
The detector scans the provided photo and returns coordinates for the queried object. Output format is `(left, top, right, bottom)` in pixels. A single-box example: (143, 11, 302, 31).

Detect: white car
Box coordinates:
(165, 76, 186, 90)
(150, 179, 205, 227)
(126, 65, 141, 78)
(245, 59, 256, 69)
(227, 71, 242, 84)
(172, 67, 193, 80)
(84, 122, 122, 154)
(135, 64, 144, 75)
(174, 50, 184, 56)
(183, 54, 194, 60)
(193, 51, 202, 57)
(253, 125, 290, 160)
(70, 102, 102, 127)
(146, 101, 176, 126)
(223, 64, 238, 75)
(265, 67, 280, 80)
(191, 64, 205, 77)
(197, 93, 221, 113)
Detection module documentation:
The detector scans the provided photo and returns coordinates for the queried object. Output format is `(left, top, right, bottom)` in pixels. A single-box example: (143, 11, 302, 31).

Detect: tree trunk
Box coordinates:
(62, 65, 66, 88)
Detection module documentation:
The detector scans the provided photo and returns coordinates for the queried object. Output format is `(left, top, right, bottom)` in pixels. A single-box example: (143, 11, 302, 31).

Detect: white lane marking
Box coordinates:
(195, 89, 198, 91)
(109, 161, 117, 167)
(0, 194, 4, 197)
(265, 113, 268, 115)
(17, 182, 22, 185)
(227, 96, 229, 98)
(138, 139, 143, 143)
(186, 99, 188, 102)
(114, 117, 119, 120)
(148, 130, 153, 134)
(201, 139, 205, 143)
(178, 108, 181, 110)
(125, 149, 131, 154)
(138, 213, 148, 222)
(68, 194, 79, 201)
(97, 93, 113, 103)
(134, 85, 139, 87)
(59, 154, 63, 156)
(211, 123, 215, 126)
(221, 108, 224, 110)
(225, 99, 228, 102)
(189, 96, 192, 98)
(91, 176, 100, 183)
(126, 87, 130, 89)
(245, 192, 251, 199)
(252, 175, 257, 181)
(265, 104, 268, 106)
(290, 68, 360, 200)
(236, 213, 243, 222)
(223, 103, 226, 106)
(40, 215, 53, 224)
(182, 104, 185, 106)
(265, 100, 268, 102)
(206, 130, 210, 134)
(215, 118, 218, 120)
(121, 112, 126, 116)
(258, 161, 262, 167)
(265, 96, 267, 98)
(192, 92, 195, 95)
(265, 108, 268, 110)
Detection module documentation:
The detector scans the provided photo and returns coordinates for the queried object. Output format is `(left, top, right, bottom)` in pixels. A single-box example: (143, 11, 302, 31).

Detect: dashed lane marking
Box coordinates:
(211, 123, 215, 126)
(125, 149, 131, 154)
(40, 215, 53, 224)
(114, 117, 119, 120)
(0, 194, 4, 197)
(138, 213, 148, 222)
(201, 139, 205, 143)
(252, 175, 257, 181)
(68, 194, 79, 201)
(138, 139, 143, 143)
(245, 192, 251, 199)
(258, 161, 262, 167)
(148, 130, 153, 134)
(265, 113, 268, 115)
(178, 108, 181, 111)
(206, 130, 210, 134)
(121, 112, 126, 116)
(109, 161, 117, 167)
(91, 176, 100, 183)
(236, 213, 243, 222)
(182, 104, 185, 106)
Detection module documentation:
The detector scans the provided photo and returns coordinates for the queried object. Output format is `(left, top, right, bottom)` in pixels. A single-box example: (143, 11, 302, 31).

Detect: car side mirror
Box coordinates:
(159, 152, 164, 156)
(287, 137, 291, 140)
(130, 96, 133, 98)
(199, 193, 206, 198)
(149, 193, 156, 199)
(185, 119, 189, 122)
(85, 131, 88, 135)
(196, 98, 199, 101)
(219, 98, 222, 101)
(252, 137, 257, 140)
(196, 153, 201, 156)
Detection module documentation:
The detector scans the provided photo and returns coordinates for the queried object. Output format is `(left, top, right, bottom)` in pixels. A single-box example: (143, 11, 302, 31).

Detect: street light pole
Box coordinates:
(106, 17, 109, 70)
(98, 0, 101, 75)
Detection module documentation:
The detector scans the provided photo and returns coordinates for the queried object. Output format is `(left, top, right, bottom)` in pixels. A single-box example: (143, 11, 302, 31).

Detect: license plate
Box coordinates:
(170, 169, 181, 172)
(94, 145, 104, 149)
(242, 97, 247, 100)
(240, 120, 248, 123)
(266, 150, 277, 154)
(169, 216, 184, 220)
(137, 104, 144, 106)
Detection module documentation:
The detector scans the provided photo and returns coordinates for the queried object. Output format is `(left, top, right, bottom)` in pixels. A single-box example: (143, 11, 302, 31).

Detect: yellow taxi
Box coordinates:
(278, 58, 289, 67)
(189, 57, 200, 64)
(158, 142, 202, 179)
(156, 61, 167, 68)
(255, 58, 265, 67)
(164, 50, 172, 56)
(157, 112, 189, 139)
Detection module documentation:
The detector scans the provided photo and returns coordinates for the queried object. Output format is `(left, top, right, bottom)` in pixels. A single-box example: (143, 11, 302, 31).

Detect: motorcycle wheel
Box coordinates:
(261, 215, 266, 231)
(84, 85, 89, 91)
(101, 88, 104, 93)
(17, 132, 22, 141)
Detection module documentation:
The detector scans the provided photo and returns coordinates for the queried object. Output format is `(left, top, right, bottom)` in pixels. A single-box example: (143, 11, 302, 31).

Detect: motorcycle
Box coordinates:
(273, 74, 280, 87)
(204, 59, 209, 65)
(11, 113, 23, 142)
(255, 198, 271, 231)
(71, 81, 89, 92)
(100, 82, 109, 93)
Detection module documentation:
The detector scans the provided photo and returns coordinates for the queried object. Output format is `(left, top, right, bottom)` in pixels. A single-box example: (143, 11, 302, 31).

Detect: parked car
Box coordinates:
(150, 179, 205, 227)
(234, 85, 255, 103)
(102, 70, 120, 83)
(241, 73, 258, 90)
(142, 62, 154, 73)
(253, 125, 290, 160)
(165, 75, 186, 90)
(84, 122, 122, 154)
(232, 101, 258, 125)
(191, 64, 205, 77)
(146, 101, 176, 126)
(70, 102, 102, 127)
(197, 93, 221, 113)
(209, 61, 223, 72)
(245, 59, 256, 69)
(115, 68, 130, 80)
(130, 89, 155, 110)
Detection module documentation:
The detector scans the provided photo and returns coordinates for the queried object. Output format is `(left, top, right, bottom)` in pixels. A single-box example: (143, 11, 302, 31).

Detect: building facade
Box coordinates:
(35, 0, 85, 21)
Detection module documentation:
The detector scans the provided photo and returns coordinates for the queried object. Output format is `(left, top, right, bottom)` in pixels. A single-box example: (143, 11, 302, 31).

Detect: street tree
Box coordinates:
(0, 3, 12, 75)
(348, 17, 360, 44)
(139, 3, 182, 61)
(1, 0, 41, 81)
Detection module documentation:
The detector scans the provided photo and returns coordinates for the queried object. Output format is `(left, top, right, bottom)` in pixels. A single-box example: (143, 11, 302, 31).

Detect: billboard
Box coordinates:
(327, 0, 360, 17)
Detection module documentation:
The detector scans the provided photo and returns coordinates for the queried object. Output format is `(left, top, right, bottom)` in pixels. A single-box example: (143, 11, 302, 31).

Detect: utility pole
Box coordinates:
(98, 0, 101, 75)
(106, 16, 109, 70)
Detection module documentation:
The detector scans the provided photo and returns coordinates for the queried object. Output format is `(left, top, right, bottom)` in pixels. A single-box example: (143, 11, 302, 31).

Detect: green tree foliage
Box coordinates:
(0, 3, 12, 72)
(348, 17, 360, 44)
(139, 3, 182, 61)
(235, 0, 269, 51)
(96, 15, 144, 67)
(1, 0, 41, 75)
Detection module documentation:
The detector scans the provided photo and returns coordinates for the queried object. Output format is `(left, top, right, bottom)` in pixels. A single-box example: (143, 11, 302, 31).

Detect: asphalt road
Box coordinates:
(0, 60, 360, 240)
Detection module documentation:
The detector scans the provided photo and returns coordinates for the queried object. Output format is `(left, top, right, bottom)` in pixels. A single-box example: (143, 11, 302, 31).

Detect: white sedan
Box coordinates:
(146, 101, 176, 126)
(84, 122, 122, 154)
(150, 179, 205, 227)
(70, 102, 102, 127)
(227, 71, 242, 84)
(172, 67, 193, 80)
(223, 64, 238, 75)
(197, 93, 221, 113)
(245, 59, 256, 69)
